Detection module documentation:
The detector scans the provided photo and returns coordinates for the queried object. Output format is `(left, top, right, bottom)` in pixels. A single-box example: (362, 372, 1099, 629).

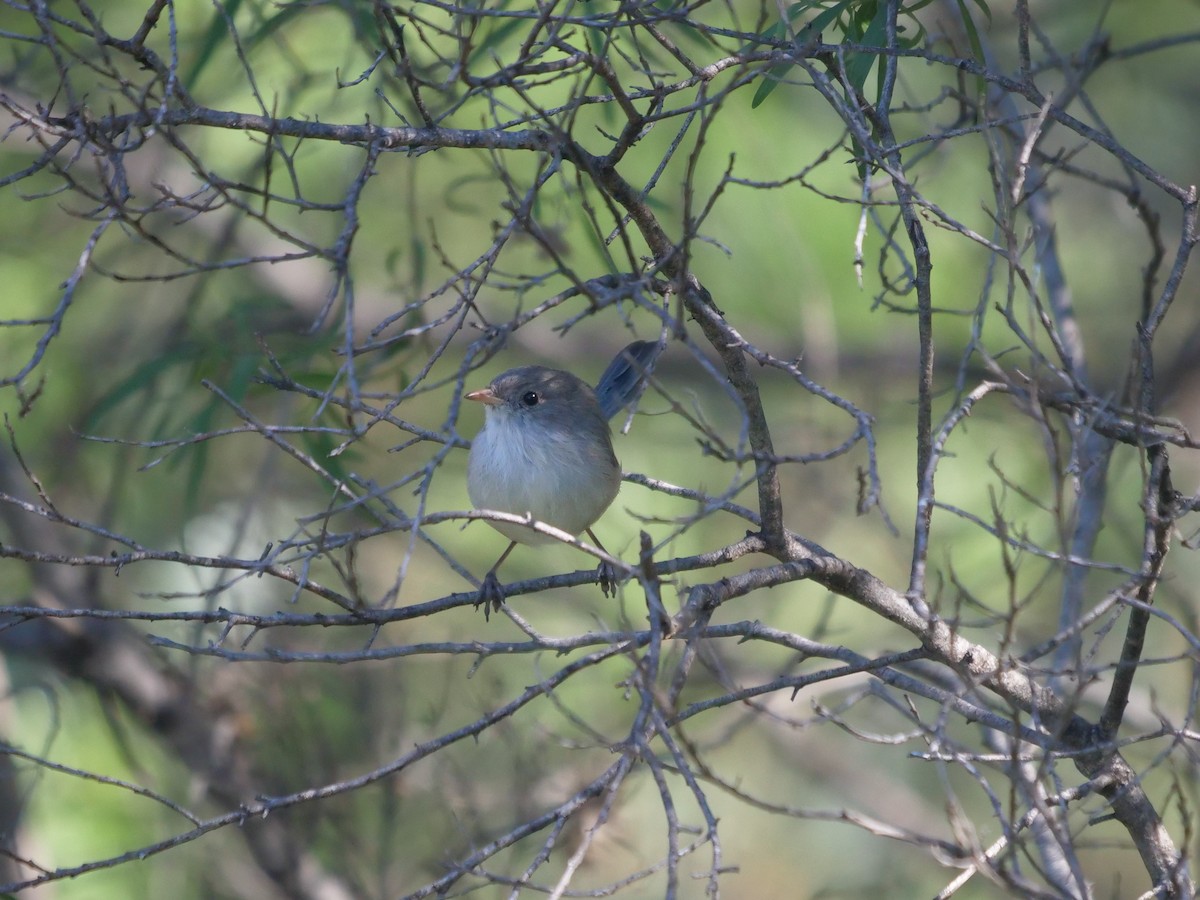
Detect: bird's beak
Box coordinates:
(465, 387, 503, 406)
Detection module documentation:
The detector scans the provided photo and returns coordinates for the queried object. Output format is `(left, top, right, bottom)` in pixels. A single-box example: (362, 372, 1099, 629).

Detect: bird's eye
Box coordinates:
(521, 391, 540, 407)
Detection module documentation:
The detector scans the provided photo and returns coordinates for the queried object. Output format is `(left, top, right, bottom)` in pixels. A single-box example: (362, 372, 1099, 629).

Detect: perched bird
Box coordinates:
(465, 340, 659, 615)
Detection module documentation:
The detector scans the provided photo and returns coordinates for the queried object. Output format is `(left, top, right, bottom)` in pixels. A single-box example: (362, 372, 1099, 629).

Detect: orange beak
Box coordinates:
(465, 387, 502, 406)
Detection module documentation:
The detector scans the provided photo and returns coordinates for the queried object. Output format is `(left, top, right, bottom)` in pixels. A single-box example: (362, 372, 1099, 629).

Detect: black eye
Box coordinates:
(520, 391, 540, 407)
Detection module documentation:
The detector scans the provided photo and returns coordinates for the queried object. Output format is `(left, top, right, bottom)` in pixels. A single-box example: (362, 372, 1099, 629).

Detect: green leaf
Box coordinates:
(84, 343, 194, 431)
(954, 0, 988, 99)
(845, 2, 888, 95)
(750, 1, 855, 109)
(896, 17, 928, 51)
(242, 4, 306, 52)
(806, 0, 856, 39)
(751, 62, 797, 109)
(185, 1, 310, 89)
(466, 8, 527, 68)
(185, 0, 243, 89)
(963, 0, 992, 22)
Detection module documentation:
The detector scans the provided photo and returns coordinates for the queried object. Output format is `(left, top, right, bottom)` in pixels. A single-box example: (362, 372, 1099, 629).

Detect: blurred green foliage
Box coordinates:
(1, 0, 1199, 897)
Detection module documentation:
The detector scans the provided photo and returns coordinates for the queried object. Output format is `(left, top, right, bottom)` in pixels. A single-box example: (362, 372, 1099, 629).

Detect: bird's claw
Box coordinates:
(477, 561, 623, 617)
(475, 571, 506, 620)
(597, 560, 622, 598)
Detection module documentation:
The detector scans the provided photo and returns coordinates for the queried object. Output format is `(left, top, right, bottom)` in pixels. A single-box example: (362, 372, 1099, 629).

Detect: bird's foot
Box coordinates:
(597, 559, 623, 598)
(475, 571, 506, 620)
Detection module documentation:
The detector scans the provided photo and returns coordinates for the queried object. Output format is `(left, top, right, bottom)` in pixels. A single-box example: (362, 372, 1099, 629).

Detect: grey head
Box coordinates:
(465, 365, 610, 437)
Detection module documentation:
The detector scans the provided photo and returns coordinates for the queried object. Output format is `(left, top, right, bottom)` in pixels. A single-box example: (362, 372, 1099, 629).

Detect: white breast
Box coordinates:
(467, 407, 620, 545)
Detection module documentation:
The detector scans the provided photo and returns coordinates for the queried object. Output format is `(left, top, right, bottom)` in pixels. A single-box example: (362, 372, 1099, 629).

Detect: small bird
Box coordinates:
(465, 341, 659, 616)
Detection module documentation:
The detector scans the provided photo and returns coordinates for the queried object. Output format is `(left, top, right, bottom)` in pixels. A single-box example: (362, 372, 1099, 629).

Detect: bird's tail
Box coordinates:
(594, 340, 662, 420)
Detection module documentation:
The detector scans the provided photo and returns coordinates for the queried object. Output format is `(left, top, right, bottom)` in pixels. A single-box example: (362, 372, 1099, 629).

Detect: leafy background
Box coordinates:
(2, 0, 1200, 897)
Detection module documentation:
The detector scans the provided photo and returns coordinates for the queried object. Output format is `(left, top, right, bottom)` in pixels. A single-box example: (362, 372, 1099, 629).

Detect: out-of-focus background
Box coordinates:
(2, 1, 1200, 897)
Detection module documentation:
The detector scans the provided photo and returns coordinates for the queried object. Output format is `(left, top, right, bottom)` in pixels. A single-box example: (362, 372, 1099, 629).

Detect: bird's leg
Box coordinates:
(477, 541, 517, 619)
(586, 528, 622, 598)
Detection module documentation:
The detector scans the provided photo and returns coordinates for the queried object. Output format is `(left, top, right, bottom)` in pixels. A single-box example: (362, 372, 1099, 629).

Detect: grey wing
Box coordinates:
(594, 340, 661, 420)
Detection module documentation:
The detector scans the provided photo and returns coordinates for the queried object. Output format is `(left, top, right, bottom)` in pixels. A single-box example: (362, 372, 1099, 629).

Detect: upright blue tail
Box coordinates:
(594, 340, 661, 420)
